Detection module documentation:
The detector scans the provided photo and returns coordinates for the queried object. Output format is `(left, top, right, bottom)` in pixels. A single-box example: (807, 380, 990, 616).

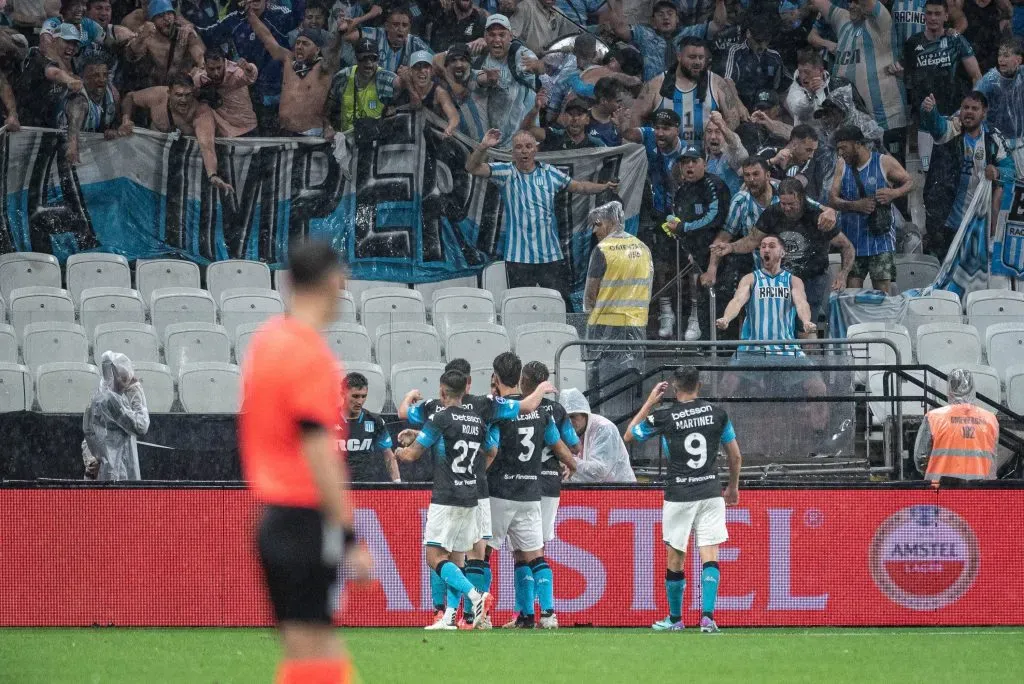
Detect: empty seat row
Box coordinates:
(867, 363, 1024, 420)
(0, 361, 240, 414)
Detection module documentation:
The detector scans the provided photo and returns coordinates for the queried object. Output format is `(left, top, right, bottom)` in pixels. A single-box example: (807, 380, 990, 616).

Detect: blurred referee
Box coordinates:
(239, 240, 371, 684)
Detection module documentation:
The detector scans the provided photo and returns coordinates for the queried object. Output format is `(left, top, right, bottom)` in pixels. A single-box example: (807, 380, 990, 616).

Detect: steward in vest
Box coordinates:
(914, 368, 1000, 484)
(326, 37, 400, 133)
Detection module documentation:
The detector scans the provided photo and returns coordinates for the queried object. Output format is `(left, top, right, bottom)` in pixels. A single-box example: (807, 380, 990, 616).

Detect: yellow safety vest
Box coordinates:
(588, 234, 653, 327)
(339, 67, 384, 132)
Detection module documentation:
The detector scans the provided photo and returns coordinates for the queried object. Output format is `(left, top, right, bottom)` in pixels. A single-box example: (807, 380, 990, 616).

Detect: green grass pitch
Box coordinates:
(2, 627, 1022, 683)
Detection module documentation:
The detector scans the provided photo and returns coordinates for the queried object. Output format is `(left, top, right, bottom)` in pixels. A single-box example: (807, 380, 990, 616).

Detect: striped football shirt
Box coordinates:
(739, 268, 803, 356)
(488, 161, 573, 264)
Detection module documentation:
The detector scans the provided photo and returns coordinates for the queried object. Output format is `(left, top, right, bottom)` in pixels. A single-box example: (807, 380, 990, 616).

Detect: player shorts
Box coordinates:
(487, 497, 544, 552)
(662, 497, 728, 551)
(423, 503, 478, 553)
(475, 497, 492, 541)
(540, 496, 560, 543)
(256, 505, 340, 625)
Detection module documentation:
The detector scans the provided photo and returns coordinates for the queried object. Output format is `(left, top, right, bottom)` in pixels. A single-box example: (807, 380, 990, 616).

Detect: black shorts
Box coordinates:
(257, 505, 341, 625)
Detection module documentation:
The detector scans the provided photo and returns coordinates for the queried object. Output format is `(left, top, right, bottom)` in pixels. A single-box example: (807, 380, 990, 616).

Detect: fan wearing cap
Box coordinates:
(508, 0, 580, 56)
(40, 23, 85, 128)
(432, 42, 488, 142)
(393, 50, 460, 137)
(737, 88, 791, 157)
(40, 0, 104, 59)
(246, 5, 338, 137)
(125, 0, 205, 88)
(520, 93, 605, 151)
(722, 11, 783, 111)
(341, 3, 432, 75)
(786, 48, 862, 128)
(326, 36, 403, 135)
(546, 38, 644, 117)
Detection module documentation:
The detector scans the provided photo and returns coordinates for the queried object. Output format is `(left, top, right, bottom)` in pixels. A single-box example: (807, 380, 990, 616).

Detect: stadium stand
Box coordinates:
(65, 253, 132, 304)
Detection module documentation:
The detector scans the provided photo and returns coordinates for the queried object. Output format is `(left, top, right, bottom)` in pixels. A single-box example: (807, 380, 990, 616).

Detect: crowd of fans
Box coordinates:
(0, 0, 1020, 339)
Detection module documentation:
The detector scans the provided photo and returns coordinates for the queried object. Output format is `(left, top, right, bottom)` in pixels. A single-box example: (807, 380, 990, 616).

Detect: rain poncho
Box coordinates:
(913, 369, 979, 475)
(559, 388, 636, 484)
(82, 352, 150, 481)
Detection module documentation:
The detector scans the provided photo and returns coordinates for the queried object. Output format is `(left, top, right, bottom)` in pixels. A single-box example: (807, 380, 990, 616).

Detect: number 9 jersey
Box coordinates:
(630, 399, 737, 502)
(416, 406, 500, 508)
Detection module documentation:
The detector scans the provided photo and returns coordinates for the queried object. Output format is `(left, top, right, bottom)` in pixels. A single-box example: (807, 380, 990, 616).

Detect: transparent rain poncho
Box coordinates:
(559, 388, 637, 484)
(82, 352, 151, 481)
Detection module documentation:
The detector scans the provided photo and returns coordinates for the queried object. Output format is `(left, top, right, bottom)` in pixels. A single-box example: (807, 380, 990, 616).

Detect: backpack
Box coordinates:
(473, 39, 541, 92)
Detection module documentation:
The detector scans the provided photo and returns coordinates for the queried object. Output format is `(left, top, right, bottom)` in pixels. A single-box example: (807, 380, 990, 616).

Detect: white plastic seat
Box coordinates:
(468, 365, 494, 394)
(335, 290, 358, 323)
(555, 361, 588, 392)
(984, 322, 1024, 380)
(868, 369, 928, 423)
(513, 322, 580, 368)
(22, 322, 89, 370)
(347, 280, 407, 303)
(233, 321, 262, 363)
(219, 288, 284, 339)
(391, 361, 446, 405)
(206, 259, 272, 304)
(360, 288, 426, 336)
(163, 322, 232, 376)
(135, 259, 201, 305)
(444, 323, 511, 368)
(0, 252, 61, 302)
(8, 286, 75, 339)
(482, 261, 508, 309)
(501, 287, 566, 333)
(846, 322, 913, 384)
(965, 289, 1024, 340)
(149, 287, 217, 340)
(1005, 364, 1024, 415)
(0, 294, 6, 323)
(415, 277, 478, 309)
(178, 362, 241, 413)
(324, 323, 372, 363)
(66, 253, 131, 304)
(916, 322, 982, 369)
(929, 364, 1002, 411)
(344, 361, 387, 412)
(0, 362, 33, 411)
(0, 324, 17, 363)
(79, 287, 146, 338)
(133, 361, 175, 413)
(375, 322, 442, 376)
(905, 290, 962, 340)
(93, 322, 161, 365)
(35, 361, 99, 413)
(894, 255, 941, 292)
(432, 287, 495, 338)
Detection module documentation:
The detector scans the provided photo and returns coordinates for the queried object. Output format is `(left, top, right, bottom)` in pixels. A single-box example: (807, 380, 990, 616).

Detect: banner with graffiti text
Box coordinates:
(0, 115, 645, 307)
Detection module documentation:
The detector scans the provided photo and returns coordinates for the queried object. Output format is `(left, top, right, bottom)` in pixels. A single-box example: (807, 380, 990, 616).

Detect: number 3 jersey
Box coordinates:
(630, 399, 737, 502)
(416, 405, 500, 507)
(488, 394, 562, 502)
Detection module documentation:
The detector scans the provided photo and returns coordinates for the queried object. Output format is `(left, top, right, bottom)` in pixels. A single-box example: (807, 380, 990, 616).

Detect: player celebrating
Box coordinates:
(488, 352, 576, 629)
(340, 372, 400, 483)
(625, 366, 742, 633)
(239, 239, 370, 683)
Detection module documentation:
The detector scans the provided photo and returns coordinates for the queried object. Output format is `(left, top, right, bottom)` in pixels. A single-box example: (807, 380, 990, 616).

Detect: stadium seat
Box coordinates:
(133, 362, 175, 413)
(375, 322, 442, 377)
(79, 287, 146, 338)
(431, 287, 495, 338)
(233, 321, 261, 363)
(905, 290, 962, 340)
(218, 288, 284, 339)
(344, 361, 387, 412)
(178, 362, 241, 413)
(555, 361, 588, 392)
(8, 286, 75, 339)
(324, 323, 372, 363)
(149, 287, 217, 340)
(929, 364, 1002, 412)
(414, 277, 478, 308)
(206, 259, 272, 304)
(867, 369, 928, 421)
(916, 322, 982, 369)
(336, 290, 358, 323)
(846, 322, 913, 384)
(35, 361, 99, 413)
(22, 322, 89, 370)
(92, 322, 161, 365)
(965, 289, 1024, 340)
(513, 322, 580, 368)
(135, 259, 201, 305)
(894, 255, 940, 292)
(0, 252, 61, 302)
(0, 294, 6, 322)
(163, 322, 232, 376)
(0, 324, 17, 363)
(347, 279, 405, 303)
(501, 288, 566, 333)
(0, 362, 33, 412)
(66, 253, 131, 304)
(444, 323, 511, 368)
(1005, 365, 1024, 415)
(482, 261, 508, 309)
(984, 322, 1024, 380)
(360, 288, 426, 337)
(390, 361, 445, 406)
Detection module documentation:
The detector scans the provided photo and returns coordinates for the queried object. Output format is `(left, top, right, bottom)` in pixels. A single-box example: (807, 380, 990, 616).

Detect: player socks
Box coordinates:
(275, 658, 349, 684)
(665, 569, 685, 623)
(430, 568, 446, 612)
(464, 559, 488, 622)
(437, 559, 476, 597)
(529, 557, 554, 614)
(513, 562, 533, 616)
(701, 562, 720, 619)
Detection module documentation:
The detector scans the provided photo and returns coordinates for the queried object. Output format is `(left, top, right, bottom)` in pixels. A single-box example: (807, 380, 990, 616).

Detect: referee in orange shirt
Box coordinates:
(239, 239, 371, 684)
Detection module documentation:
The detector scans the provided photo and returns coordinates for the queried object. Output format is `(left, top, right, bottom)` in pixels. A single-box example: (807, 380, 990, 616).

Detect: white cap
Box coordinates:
(58, 22, 81, 43)
(485, 13, 512, 30)
(409, 50, 433, 67)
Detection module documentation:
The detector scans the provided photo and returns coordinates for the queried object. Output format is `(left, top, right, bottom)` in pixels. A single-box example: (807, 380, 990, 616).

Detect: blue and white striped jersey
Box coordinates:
(488, 161, 573, 264)
(838, 151, 897, 257)
(739, 268, 803, 356)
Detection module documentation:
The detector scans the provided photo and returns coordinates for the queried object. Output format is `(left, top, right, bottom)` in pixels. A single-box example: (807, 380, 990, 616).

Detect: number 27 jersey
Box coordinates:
(631, 399, 736, 502)
(416, 406, 499, 508)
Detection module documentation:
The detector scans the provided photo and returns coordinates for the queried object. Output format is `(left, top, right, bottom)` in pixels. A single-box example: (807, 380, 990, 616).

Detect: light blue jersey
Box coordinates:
(488, 161, 573, 264)
(890, 0, 927, 60)
(838, 151, 897, 256)
(739, 268, 803, 356)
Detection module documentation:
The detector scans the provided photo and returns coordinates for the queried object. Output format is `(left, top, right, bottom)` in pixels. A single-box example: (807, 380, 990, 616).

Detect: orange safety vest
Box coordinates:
(924, 403, 999, 481)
